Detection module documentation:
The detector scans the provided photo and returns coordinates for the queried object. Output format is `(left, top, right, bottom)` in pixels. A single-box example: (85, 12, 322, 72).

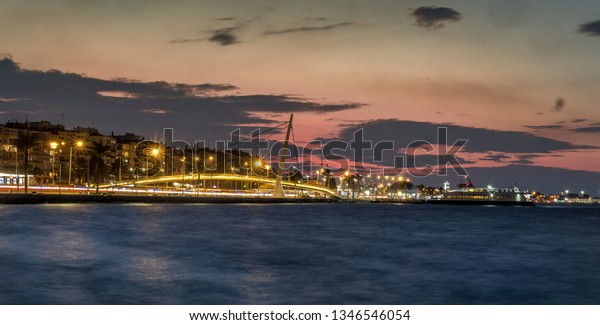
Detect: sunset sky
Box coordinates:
(1, 0, 600, 193)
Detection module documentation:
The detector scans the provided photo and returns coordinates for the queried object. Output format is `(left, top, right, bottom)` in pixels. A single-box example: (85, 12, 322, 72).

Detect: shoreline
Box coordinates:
(0, 193, 340, 204)
(0, 193, 539, 206)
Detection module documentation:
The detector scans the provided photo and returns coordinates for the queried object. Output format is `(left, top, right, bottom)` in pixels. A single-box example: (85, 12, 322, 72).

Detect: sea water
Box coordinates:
(1, 203, 599, 304)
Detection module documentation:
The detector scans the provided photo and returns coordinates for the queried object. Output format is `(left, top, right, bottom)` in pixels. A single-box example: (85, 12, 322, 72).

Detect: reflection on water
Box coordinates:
(1, 203, 600, 304)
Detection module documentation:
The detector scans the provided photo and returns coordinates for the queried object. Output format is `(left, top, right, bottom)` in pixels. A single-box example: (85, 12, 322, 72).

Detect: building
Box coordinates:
(0, 120, 143, 186)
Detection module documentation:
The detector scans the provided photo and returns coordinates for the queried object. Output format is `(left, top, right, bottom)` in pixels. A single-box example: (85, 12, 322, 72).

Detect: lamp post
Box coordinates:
(86, 158, 90, 194)
(50, 142, 58, 185)
(68, 140, 84, 188)
(253, 159, 262, 191)
(181, 157, 186, 194)
(209, 155, 214, 190)
(144, 147, 161, 185)
(231, 167, 236, 191)
(118, 157, 122, 183)
(194, 156, 200, 191)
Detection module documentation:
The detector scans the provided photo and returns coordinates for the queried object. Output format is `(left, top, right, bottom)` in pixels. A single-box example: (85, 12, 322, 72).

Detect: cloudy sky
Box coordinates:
(1, 0, 600, 193)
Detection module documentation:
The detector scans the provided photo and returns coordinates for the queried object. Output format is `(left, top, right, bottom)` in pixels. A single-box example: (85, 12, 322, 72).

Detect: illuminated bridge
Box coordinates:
(103, 173, 341, 199)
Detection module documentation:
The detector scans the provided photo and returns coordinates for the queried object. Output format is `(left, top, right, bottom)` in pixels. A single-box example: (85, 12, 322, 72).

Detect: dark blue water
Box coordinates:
(1, 203, 599, 304)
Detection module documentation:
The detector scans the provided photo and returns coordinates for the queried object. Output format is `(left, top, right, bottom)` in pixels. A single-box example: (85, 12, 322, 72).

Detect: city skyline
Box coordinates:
(1, 0, 600, 193)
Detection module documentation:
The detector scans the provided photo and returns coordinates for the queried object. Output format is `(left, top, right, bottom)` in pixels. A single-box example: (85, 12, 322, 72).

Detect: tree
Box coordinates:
(388, 181, 416, 199)
(344, 173, 363, 199)
(285, 167, 303, 183)
(88, 141, 111, 194)
(14, 130, 43, 193)
(321, 168, 337, 189)
(73, 156, 89, 184)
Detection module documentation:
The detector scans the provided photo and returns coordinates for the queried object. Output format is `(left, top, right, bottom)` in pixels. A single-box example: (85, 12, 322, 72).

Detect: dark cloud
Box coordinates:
(263, 22, 353, 35)
(480, 154, 511, 162)
(570, 126, 600, 133)
(571, 118, 588, 123)
(523, 124, 564, 130)
(170, 26, 242, 46)
(170, 37, 205, 44)
(0, 56, 362, 140)
(409, 6, 462, 29)
(305, 119, 596, 181)
(216, 17, 235, 21)
(480, 153, 549, 166)
(209, 27, 240, 46)
(334, 119, 594, 154)
(510, 154, 547, 165)
(408, 154, 473, 168)
(554, 97, 565, 112)
(579, 19, 600, 36)
(510, 158, 535, 165)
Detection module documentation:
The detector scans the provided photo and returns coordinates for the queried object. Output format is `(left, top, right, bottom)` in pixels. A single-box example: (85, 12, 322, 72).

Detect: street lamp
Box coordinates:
(68, 140, 85, 188)
(250, 157, 261, 176)
(208, 155, 214, 190)
(208, 155, 214, 173)
(146, 147, 161, 180)
(50, 142, 58, 184)
(181, 157, 186, 193)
